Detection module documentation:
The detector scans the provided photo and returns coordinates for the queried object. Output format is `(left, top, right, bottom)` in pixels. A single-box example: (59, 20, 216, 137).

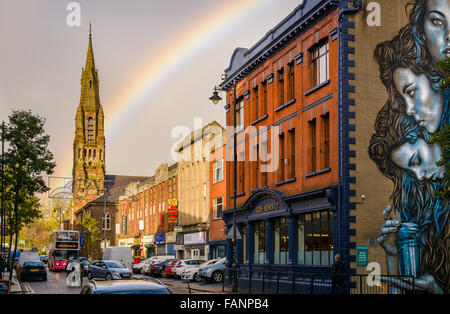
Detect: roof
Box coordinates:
(79, 174, 151, 208)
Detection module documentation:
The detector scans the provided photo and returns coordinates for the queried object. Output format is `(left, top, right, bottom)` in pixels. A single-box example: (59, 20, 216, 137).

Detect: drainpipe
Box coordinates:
(337, 0, 362, 258)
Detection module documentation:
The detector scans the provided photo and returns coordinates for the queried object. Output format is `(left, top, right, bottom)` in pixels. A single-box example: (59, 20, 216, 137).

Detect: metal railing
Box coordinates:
(223, 267, 417, 294)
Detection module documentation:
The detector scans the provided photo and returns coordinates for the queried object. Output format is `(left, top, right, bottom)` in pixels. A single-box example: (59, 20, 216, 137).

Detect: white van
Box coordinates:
(102, 246, 133, 270)
(18, 250, 41, 268)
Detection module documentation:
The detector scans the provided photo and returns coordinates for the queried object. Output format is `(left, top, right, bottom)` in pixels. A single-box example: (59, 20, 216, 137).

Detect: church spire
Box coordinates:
(85, 21, 95, 72)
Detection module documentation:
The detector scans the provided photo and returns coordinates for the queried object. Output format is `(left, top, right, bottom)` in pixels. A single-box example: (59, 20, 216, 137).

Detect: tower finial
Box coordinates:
(89, 21, 92, 40)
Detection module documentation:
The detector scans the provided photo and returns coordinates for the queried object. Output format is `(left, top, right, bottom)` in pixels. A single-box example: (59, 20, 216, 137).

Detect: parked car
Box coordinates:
(163, 259, 180, 278)
(141, 255, 175, 274)
(173, 259, 206, 279)
(147, 259, 175, 277)
(102, 246, 133, 270)
(80, 279, 172, 294)
(87, 260, 132, 280)
(199, 257, 226, 283)
(132, 258, 151, 274)
(20, 261, 47, 281)
(182, 259, 219, 282)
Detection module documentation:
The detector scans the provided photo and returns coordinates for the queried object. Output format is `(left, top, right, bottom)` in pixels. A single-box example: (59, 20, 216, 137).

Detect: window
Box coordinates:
(255, 144, 260, 189)
(213, 159, 224, 183)
(321, 113, 330, 169)
(297, 210, 333, 266)
(213, 196, 223, 219)
(310, 40, 329, 88)
(235, 98, 244, 131)
(261, 141, 268, 186)
(278, 68, 284, 106)
(102, 212, 111, 230)
(278, 134, 285, 182)
(239, 152, 245, 193)
(288, 62, 295, 100)
(309, 119, 317, 172)
(241, 224, 247, 264)
(262, 82, 267, 115)
(274, 217, 289, 264)
(87, 117, 94, 142)
(288, 129, 295, 178)
(253, 86, 259, 121)
(254, 221, 266, 264)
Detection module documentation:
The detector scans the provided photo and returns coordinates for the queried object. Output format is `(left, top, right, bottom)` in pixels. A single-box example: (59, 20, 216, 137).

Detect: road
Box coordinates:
(21, 266, 226, 294)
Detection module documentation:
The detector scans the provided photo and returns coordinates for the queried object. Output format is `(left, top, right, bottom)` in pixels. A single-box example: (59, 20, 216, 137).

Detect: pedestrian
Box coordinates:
(78, 259, 86, 286)
(331, 253, 345, 294)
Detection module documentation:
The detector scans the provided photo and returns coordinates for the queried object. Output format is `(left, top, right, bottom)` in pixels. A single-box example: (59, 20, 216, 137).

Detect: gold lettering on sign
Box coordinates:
(255, 202, 279, 214)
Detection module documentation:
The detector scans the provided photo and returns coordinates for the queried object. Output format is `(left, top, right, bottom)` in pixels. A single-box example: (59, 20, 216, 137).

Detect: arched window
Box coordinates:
(87, 117, 94, 142)
(102, 212, 111, 230)
(93, 149, 96, 159)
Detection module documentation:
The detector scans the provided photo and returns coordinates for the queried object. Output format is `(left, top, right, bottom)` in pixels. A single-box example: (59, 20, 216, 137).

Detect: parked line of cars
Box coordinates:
(142, 256, 227, 284)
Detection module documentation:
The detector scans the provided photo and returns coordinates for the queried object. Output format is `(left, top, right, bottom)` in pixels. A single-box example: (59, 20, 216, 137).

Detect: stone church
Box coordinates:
(71, 28, 149, 259)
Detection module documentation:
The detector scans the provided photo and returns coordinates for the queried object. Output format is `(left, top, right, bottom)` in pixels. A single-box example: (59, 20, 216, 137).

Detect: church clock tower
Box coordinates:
(72, 26, 106, 215)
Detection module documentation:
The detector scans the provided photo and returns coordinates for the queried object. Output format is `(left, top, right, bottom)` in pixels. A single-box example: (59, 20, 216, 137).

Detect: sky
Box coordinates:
(0, 0, 301, 193)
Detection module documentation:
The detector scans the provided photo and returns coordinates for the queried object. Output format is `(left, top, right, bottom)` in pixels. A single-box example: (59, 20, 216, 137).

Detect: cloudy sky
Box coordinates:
(0, 0, 300, 189)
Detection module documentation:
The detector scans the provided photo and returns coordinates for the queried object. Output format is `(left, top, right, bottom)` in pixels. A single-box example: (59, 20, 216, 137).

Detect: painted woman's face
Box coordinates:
(391, 138, 444, 181)
(393, 68, 443, 133)
(424, 0, 450, 63)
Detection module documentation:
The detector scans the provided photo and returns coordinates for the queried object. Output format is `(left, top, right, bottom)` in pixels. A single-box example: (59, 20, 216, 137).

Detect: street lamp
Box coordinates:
(209, 80, 238, 292)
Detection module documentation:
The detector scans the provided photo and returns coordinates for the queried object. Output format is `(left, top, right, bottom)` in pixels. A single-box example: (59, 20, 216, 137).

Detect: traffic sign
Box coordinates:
(226, 224, 242, 240)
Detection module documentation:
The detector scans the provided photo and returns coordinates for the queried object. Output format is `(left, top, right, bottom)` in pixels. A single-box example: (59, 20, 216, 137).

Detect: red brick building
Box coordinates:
(219, 1, 339, 271)
(208, 144, 227, 259)
(117, 163, 178, 258)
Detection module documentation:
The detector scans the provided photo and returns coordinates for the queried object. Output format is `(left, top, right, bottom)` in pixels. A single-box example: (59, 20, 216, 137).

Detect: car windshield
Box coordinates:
(105, 261, 124, 268)
(24, 262, 43, 267)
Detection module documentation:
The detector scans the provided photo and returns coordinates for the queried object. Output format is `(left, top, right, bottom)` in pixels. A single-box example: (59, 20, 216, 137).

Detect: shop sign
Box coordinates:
(155, 233, 166, 244)
(166, 232, 176, 243)
(174, 245, 185, 251)
(141, 235, 154, 244)
(184, 232, 205, 245)
(356, 246, 369, 266)
(255, 201, 279, 214)
(168, 199, 178, 224)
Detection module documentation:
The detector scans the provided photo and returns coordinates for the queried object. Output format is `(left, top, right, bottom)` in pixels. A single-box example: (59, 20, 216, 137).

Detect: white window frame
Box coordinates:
(213, 196, 223, 220)
(213, 159, 224, 184)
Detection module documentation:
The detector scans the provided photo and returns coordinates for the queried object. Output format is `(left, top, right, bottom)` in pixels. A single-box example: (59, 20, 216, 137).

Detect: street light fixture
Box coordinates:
(209, 80, 238, 292)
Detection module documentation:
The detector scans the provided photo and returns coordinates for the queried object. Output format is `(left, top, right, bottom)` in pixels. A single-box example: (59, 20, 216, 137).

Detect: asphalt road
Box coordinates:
(21, 266, 226, 294)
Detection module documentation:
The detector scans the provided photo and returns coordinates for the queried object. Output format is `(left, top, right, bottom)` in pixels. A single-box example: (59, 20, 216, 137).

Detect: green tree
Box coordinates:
(80, 216, 101, 260)
(2, 110, 56, 280)
(431, 58, 450, 200)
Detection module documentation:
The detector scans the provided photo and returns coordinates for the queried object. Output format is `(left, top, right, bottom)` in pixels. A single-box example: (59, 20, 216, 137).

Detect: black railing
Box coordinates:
(223, 267, 417, 294)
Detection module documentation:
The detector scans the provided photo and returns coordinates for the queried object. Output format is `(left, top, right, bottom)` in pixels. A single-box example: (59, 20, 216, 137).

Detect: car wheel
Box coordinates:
(212, 271, 223, 283)
(193, 273, 201, 282)
(87, 271, 93, 280)
(160, 270, 166, 277)
(42, 276, 47, 281)
(105, 273, 112, 281)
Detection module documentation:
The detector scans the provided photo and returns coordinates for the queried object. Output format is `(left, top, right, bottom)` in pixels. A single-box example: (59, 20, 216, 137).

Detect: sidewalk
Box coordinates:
(1, 269, 24, 294)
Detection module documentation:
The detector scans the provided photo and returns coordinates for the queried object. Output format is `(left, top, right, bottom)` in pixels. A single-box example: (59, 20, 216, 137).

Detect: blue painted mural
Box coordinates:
(368, 0, 449, 294)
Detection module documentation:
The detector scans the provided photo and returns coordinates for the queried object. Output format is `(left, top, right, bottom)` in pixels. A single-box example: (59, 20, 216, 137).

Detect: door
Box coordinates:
(191, 249, 200, 259)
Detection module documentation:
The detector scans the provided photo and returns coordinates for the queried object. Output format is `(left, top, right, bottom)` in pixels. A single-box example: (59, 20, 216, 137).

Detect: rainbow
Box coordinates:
(55, 0, 272, 180)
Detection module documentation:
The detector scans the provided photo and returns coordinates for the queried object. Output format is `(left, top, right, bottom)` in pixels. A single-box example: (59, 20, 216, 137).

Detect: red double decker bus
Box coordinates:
(48, 230, 80, 271)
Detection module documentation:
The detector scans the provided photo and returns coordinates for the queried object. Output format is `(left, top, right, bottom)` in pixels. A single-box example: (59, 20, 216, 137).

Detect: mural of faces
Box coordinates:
(369, 0, 449, 294)
(423, 0, 450, 63)
(393, 69, 443, 133)
(391, 138, 444, 181)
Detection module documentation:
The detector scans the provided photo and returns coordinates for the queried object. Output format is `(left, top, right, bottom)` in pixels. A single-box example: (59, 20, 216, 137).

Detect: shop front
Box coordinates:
(155, 233, 166, 255)
(141, 235, 155, 258)
(165, 231, 177, 256)
(183, 231, 208, 260)
(222, 188, 337, 274)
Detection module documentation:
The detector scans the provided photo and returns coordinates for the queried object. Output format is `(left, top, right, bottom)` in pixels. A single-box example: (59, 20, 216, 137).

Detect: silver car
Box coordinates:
(87, 260, 132, 280)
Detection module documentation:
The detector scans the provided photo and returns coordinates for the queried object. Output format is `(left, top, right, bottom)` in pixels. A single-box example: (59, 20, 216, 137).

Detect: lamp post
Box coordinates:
(209, 80, 238, 292)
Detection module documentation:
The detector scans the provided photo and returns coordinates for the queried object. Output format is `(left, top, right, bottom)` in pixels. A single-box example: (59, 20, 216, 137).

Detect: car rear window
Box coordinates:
(98, 288, 171, 294)
(25, 262, 43, 267)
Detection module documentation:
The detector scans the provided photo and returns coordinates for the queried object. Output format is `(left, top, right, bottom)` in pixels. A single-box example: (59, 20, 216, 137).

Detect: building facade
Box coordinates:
(117, 162, 178, 258)
(175, 121, 226, 260)
(220, 0, 339, 274)
(208, 144, 227, 260)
